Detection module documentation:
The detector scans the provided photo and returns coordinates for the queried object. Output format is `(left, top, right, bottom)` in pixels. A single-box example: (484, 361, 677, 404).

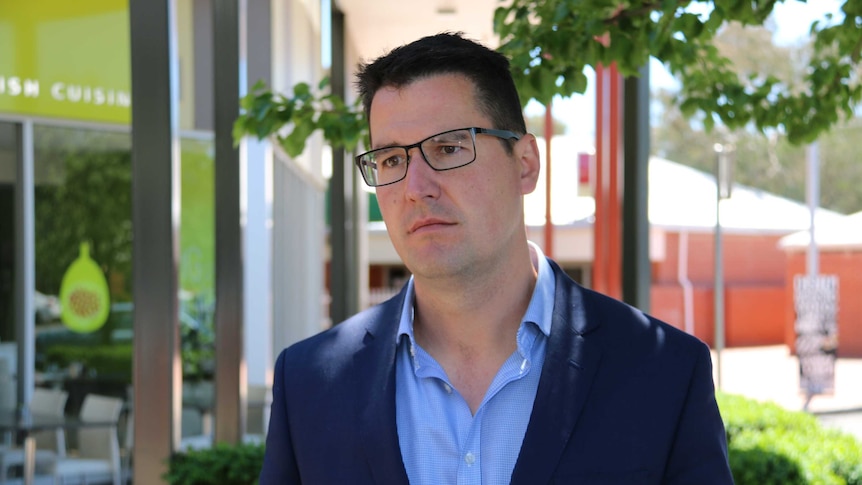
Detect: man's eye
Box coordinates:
(381, 155, 406, 168)
(439, 145, 462, 155)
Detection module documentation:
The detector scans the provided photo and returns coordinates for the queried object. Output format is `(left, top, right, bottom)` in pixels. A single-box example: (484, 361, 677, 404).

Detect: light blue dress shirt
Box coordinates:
(395, 243, 555, 485)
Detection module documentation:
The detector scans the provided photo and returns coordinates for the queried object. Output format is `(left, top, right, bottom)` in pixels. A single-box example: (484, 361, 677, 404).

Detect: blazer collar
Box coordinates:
(510, 259, 603, 485)
(354, 287, 411, 485)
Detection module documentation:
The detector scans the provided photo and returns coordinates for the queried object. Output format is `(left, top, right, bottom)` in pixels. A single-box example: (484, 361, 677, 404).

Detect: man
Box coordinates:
(260, 32, 733, 484)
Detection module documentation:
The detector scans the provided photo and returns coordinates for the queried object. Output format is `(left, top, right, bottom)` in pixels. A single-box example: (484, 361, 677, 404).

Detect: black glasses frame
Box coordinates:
(354, 127, 521, 187)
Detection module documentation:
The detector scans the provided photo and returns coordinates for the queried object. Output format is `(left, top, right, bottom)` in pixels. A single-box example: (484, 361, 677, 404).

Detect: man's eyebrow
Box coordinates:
(371, 141, 402, 150)
(370, 137, 415, 150)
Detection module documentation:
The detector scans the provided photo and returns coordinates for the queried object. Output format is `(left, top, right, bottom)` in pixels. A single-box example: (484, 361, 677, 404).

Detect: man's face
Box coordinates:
(369, 74, 540, 282)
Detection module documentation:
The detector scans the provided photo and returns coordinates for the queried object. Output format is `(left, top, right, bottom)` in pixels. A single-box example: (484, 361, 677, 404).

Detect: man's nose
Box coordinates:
(403, 147, 439, 199)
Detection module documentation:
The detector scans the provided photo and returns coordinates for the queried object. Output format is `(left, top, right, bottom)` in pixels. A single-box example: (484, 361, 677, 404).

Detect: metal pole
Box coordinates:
(129, 0, 182, 481)
(213, 0, 247, 445)
(14, 120, 35, 418)
(713, 143, 726, 390)
(329, 6, 356, 324)
(806, 142, 819, 276)
(622, 65, 651, 312)
(15, 120, 36, 485)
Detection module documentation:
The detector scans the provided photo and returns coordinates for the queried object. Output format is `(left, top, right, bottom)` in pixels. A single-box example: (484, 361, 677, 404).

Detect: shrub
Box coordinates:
(718, 392, 862, 485)
(40, 343, 133, 383)
(162, 393, 862, 484)
(164, 442, 265, 485)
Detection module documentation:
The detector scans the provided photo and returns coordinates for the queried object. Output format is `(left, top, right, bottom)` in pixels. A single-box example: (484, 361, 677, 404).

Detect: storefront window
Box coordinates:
(33, 125, 132, 409)
(0, 122, 19, 392)
(25, 126, 216, 416)
(177, 135, 215, 385)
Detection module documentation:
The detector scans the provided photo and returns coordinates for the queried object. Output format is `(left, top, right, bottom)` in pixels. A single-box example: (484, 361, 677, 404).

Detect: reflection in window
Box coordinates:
(0, 122, 19, 344)
(33, 125, 133, 404)
(28, 125, 217, 425)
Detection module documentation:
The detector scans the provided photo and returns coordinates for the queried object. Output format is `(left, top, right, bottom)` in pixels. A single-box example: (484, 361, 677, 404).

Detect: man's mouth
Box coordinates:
(408, 218, 454, 234)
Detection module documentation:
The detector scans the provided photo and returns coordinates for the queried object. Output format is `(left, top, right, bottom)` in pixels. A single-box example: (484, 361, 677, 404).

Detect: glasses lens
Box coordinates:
(356, 128, 480, 186)
(357, 157, 378, 186)
(421, 129, 476, 170)
(359, 147, 408, 186)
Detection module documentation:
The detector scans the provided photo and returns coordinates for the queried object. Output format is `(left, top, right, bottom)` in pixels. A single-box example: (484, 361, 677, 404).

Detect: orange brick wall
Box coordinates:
(726, 286, 785, 346)
(785, 251, 862, 357)
(652, 284, 784, 347)
(651, 284, 714, 344)
(654, 232, 788, 285)
(650, 232, 789, 348)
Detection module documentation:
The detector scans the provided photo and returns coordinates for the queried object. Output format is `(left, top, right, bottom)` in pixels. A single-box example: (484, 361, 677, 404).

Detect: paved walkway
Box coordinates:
(712, 345, 862, 414)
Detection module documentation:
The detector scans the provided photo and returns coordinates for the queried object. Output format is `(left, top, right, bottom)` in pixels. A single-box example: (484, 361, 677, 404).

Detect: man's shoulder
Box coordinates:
(550, 265, 708, 355)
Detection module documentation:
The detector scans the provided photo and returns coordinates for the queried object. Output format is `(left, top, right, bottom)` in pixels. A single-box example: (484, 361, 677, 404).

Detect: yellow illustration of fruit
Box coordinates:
(60, 242, 111, 333)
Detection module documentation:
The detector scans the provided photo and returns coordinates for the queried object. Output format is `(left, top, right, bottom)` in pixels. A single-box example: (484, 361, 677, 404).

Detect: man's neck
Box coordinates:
(410, 247, 539, 413)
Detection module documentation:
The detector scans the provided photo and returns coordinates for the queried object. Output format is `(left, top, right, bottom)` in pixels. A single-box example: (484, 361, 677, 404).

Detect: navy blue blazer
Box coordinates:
(260, 260, 733, 484)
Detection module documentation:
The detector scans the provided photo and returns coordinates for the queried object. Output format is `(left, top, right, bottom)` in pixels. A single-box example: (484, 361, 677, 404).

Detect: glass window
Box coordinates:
(0, 121, 18, 347)
(33, 124, 132, 410)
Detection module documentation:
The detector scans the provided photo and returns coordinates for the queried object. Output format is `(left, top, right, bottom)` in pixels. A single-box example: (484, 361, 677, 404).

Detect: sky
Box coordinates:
(524, 0, 846, 142)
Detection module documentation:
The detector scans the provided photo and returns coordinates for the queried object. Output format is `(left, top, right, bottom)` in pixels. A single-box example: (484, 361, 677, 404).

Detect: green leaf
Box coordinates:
(293, 82, 311, 97)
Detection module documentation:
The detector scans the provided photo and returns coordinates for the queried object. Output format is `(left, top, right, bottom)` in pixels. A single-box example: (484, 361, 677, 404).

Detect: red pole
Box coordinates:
(608, 63, 622, 300)
(594, 64, 607, 294)
(544, 100, 554, 258)
(594, 63, 622, 299)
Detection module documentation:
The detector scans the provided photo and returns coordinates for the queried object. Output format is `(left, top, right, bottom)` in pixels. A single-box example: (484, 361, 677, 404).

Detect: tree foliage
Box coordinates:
(652, 15, 862, 213)
(495, 0, 862, 144)
(655, 89, 862, 213)
(233, 78, 365, 157)
(234, 0, 862, 155)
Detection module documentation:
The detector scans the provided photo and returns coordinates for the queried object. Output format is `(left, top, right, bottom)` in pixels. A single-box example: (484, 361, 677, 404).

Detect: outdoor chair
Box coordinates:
(0, 387, 69, 481)
(51, 393, 123, 485)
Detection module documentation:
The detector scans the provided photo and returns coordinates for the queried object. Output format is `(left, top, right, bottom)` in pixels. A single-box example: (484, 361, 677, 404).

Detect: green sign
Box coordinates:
(0, 0, 130, 124)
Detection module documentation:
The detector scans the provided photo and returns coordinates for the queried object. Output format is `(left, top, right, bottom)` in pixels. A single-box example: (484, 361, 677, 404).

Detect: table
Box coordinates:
(0, 410, 117, 485)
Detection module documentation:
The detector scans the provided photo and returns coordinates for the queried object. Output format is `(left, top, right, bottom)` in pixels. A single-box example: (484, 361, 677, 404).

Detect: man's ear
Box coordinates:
(516, 134, 541, 195)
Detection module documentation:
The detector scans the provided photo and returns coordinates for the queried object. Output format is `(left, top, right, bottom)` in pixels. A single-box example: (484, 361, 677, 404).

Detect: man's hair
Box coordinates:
(355, 32, 527, 138)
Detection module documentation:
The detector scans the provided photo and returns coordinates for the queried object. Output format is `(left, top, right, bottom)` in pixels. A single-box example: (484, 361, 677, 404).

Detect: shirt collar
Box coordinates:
(524, 241, 554, 338)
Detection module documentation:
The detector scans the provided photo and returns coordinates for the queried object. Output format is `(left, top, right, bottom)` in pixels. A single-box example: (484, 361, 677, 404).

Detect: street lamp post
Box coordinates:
(713, 142, 733, 389)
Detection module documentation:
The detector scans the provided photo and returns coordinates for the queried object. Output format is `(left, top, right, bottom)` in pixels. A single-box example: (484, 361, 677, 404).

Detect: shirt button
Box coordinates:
(465, 452, 476, 465)
(443, 383, 453, 394)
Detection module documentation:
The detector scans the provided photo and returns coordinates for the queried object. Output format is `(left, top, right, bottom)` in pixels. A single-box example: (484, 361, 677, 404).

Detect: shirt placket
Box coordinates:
(456, 413, 482, 485)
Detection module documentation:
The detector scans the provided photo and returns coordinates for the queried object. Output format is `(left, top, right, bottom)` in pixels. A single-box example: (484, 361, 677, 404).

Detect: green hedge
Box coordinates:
(162, 393, 862, 484)
(164, 443, 266, 485)
(719, 392, 862, 485)
(40, 343, 133, 382)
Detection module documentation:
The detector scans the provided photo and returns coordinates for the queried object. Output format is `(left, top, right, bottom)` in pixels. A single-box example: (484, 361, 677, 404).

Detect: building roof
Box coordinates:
(337, 0, 501, 66)
(778, 211, 862, 251)
(525, 136, 849, 234)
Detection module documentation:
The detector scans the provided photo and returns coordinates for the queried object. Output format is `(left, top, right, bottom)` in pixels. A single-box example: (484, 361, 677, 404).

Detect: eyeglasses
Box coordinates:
(354, 127, 521, 187)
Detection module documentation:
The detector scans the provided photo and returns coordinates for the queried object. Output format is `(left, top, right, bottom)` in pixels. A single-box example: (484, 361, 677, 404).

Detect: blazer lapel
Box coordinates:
(510, 260, 603, 485)
(355, 290, 410, 485)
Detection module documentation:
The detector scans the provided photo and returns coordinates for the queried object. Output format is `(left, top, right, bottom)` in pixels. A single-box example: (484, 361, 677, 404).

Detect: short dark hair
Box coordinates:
(355, 32, 527, 138)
